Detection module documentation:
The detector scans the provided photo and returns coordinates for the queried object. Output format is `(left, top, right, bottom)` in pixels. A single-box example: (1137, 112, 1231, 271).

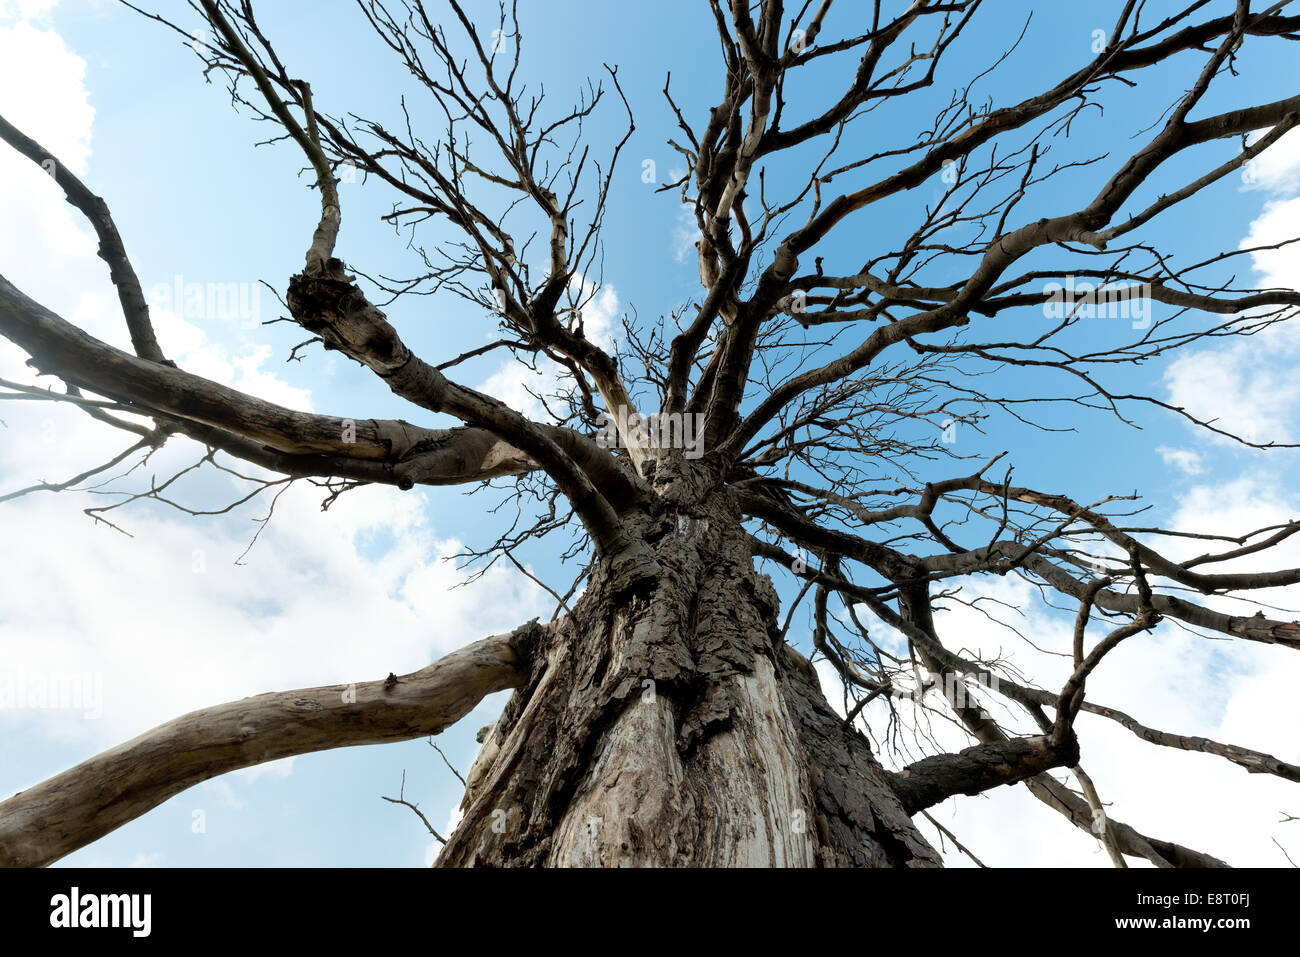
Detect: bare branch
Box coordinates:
(0, 624, 540, 867)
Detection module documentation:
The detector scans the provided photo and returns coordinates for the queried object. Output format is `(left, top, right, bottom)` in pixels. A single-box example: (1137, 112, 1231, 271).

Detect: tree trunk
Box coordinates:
(437, 490, 940, 867)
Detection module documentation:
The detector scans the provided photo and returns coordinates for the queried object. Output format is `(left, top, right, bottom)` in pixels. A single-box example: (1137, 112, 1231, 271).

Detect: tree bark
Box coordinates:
(438, 493, 940, 867)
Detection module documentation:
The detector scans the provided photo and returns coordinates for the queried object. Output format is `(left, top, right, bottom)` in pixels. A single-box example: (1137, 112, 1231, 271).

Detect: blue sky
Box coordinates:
(2, 0, 1299, 867)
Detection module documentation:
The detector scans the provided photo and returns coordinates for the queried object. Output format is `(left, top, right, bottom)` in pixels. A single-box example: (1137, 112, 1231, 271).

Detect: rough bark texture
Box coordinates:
(438, 483, 939, 867)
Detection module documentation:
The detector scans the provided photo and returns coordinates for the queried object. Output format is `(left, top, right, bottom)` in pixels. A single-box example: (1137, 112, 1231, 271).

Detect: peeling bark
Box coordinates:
(438, 498, 939, 867)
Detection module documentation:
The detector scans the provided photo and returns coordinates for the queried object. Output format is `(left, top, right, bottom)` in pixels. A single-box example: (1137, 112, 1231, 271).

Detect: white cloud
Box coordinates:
(0, 21, 91, 172)
(817, 499, 1300, 869)
(1238, 192, 1300, 292)
(1242, 126, 1300, 197)
(1156, 445, 1205, 475)
(1118, 133, 1300, 865)
(1161, 130, 1300, 449)
(662, 166, 700, 265)
(575, 279, 620, 351)
(156, 315, 315, 412)
(477, 355, 558, 422)
(0, 470, 551, 750)
(1163, 341, 1300, 445)
(0, 8, 547, 827)
(672, 201, 700, 264)
(0, 0, 59, 26)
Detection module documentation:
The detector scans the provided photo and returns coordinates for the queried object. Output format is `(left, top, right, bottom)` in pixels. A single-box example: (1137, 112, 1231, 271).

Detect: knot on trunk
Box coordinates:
(286, 272, 407, 370)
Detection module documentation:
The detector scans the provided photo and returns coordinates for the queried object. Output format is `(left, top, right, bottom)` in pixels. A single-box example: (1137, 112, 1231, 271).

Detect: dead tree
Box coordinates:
(2, 0, 1299, 867)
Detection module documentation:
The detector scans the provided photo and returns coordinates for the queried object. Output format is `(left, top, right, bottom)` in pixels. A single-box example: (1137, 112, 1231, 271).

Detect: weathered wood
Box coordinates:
(437, 496, 940, 867)
(0, 628, 536, 868)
